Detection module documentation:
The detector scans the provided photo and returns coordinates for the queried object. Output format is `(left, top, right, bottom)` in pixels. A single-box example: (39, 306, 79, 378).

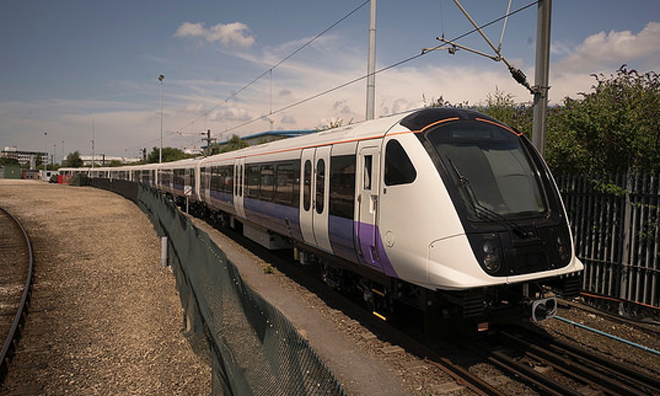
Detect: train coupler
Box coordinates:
(524, 296, 557, 322)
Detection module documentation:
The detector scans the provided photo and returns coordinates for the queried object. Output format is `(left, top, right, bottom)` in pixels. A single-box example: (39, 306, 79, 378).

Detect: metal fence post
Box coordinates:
(619, 171, 633, 310)
(161, 236, 168, 267)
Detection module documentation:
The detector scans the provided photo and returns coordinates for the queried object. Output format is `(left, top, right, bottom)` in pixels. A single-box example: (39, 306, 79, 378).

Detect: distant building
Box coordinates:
(2, 146, 48, 168)
(182, 147, 203, 156)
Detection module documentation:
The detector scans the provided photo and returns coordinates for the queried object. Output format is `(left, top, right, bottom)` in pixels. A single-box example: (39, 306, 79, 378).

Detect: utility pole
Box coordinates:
(365, 0, 377, 120)
(43, 132, 47, 175)
(158, 74, 164, 164)
(531, 0, 552, 156)
(430, 0, 553, 156)
(201, 129, 216, 157)
(91, 119, 95, 169)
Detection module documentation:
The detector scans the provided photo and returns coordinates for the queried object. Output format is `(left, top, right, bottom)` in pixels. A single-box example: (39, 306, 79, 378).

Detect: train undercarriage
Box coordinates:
(191, 202, 582, 335)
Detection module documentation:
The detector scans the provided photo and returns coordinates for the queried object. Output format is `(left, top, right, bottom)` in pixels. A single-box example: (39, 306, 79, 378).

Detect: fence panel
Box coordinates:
(557, 172, 660, 318)
(90, 179, 347, 396)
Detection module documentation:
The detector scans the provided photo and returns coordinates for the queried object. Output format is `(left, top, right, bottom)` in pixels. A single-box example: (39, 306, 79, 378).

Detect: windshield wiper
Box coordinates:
(446, 157, 532, 238)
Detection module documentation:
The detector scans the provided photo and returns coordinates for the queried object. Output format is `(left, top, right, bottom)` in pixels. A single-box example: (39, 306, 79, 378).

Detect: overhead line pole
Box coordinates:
(532, 0, 552, 156)
(365, 0, 377, 120)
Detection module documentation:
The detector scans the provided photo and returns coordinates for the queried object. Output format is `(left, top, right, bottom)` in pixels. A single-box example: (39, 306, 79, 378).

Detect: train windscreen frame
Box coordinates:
(425, 120, 547, 220)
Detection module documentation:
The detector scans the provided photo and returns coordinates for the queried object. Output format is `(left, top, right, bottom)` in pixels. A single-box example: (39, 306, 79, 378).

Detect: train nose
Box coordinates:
(530, 297, 557, 322)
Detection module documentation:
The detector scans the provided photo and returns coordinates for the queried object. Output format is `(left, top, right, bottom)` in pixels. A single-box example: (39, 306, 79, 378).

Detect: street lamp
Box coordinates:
(158, 74, 164, 163)
(43, 132, 47, 178)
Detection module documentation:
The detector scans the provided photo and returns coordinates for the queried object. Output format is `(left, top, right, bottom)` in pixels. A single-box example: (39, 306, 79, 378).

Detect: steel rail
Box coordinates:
(499, 326, 660, 396)
(0, 206, 34, 384)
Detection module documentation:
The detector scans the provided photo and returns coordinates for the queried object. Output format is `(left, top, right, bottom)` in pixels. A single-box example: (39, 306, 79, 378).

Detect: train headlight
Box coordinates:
(481, 240, 500, 273)
(557, 235, 570, 262)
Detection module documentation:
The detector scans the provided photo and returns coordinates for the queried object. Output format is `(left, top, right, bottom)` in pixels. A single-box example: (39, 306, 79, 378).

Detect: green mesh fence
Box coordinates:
(129, 183, 346, 396)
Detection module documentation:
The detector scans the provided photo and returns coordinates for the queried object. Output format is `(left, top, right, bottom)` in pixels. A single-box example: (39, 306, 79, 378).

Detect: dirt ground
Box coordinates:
(0, 180, 210, 396)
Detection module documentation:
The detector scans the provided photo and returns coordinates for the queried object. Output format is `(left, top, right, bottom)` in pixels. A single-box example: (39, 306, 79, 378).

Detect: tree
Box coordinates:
(63, 151, 84, 168)
(426, 66, 660, 174)
(0, 157, 20, 167)
(217, 135, 250, 154)
(146, 147, 191, 163)
(476, 89, 533, 139)
(550, 66, 660, 173)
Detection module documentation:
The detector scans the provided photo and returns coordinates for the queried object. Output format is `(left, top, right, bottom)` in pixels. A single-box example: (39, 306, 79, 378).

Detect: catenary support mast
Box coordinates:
(532, 0, 551, 156)
(366, 0, 377, 120)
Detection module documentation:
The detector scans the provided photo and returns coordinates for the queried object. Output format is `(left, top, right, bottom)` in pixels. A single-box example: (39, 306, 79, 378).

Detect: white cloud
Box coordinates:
(555, 22, 660, 74)
(174, 22, 255, 48)
(280, 115, 296, 124)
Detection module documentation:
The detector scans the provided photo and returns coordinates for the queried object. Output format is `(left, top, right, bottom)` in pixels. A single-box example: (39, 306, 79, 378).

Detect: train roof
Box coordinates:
(199, 111, 415, 166)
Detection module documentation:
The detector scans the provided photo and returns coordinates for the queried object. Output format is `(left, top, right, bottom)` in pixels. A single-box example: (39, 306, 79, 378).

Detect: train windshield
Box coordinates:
(425, 120, 547, 219)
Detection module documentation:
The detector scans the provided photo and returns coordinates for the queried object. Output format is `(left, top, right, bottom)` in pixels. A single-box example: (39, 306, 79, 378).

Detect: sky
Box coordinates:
(1, 0, 659, 161)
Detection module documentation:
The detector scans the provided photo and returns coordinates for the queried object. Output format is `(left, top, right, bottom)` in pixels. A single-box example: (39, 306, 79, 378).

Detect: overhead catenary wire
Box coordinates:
(224, 1, 538, 135)
(121, 1, 370, 155)
(123, 1, 538, 155)
(174, 0, 371, 137)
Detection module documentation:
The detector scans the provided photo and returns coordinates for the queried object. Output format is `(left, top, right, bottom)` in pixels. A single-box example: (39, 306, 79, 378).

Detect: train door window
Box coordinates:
(260, 165, 274, 201)
(303, 160, 312, 211)
(363, 155, 373, 190)
(385, 140, 417, 186)
(239, 165, 243, 197)
(234, 165, 239, 196)
(329, 155, 356, 219)
(316, 158, 325, 214)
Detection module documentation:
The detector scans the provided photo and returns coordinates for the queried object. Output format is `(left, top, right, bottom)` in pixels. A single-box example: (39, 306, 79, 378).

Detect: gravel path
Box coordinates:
(0, 180, 210, 396)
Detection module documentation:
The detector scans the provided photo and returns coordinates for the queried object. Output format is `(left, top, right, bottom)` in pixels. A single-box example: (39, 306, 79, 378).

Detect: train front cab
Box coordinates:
(393, 108, 584, 329)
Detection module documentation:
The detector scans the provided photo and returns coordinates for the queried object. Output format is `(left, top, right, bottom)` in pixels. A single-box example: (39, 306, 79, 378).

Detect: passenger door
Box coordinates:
(300, 147, 332, 252)
(233, 158, 246, 218)
(356, 142, 382, 269)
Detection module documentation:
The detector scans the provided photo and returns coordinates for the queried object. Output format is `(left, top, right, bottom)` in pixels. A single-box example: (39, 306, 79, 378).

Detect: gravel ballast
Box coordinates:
(0, 180, 210, 395)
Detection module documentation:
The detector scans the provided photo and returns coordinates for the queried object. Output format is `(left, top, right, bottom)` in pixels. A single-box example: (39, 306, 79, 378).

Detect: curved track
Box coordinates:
(0, 206, 34, 384)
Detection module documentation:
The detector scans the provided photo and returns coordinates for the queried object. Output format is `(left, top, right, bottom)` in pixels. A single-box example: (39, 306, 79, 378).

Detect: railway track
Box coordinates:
(0, 206, 34, 384)
(199, 213, 660, 396)
(474, 325, 660, 396)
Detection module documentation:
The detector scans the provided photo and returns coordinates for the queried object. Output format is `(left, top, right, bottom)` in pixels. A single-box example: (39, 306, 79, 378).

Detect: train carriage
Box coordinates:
(89, 107, 583, 325)
(58, 167, 90, 184)
(157, 158, 202, 203)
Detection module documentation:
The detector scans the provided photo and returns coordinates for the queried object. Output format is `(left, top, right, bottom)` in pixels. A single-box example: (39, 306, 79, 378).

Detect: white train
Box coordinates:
(75, 107, 584, 327)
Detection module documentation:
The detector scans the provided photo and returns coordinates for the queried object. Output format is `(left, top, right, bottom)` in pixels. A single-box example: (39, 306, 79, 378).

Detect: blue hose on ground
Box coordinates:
(554, 315, 660, 357)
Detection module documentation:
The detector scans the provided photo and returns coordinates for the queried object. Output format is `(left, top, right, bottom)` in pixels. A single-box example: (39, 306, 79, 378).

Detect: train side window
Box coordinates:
(316, 159, 325, 214)
(246, 165, 260, 198)
(303, 160, 312, 211)
(222, 165, 233, 194)
(210, 166, 221, 194)
(260, 164, 274, 201)
(275, 163, 294, 205)
(363, 155, 372, 190)
(385, 140, 417, 186)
